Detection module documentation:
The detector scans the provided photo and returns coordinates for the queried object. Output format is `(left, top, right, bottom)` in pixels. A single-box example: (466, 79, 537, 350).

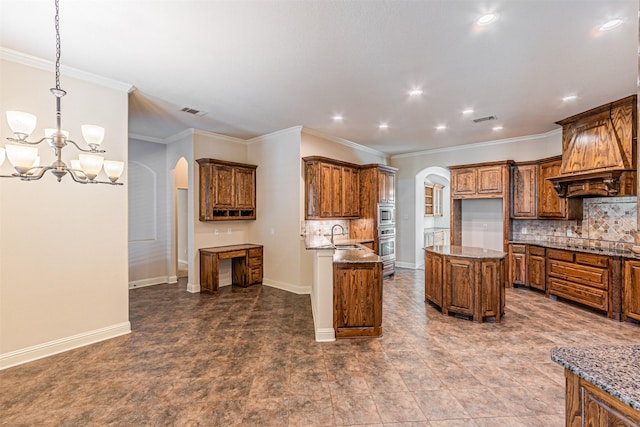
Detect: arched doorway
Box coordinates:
(414, 167, 450, 269)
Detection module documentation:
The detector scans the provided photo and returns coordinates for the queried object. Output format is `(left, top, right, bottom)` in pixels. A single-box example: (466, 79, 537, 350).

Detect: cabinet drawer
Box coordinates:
(548, 277, 607, 311)
(548, 260, 608, 289)
(547, 248, 574, 262)
(575, 252, 608, 268)
(249, 267, 262, 284)
(248, 248, 262, 257)
(511, 244, 526, 254)
(528, 246, 545, 256)
(248, 256, 262, 267)
(218, 250, 247, 260)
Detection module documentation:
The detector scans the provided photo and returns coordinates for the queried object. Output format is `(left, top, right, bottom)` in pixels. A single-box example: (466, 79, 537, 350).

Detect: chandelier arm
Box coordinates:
(95, 180, 124, 186)
(66, 168, 89, 184)
(6, 137, 49, 146)
(66, 139, 106, 153)
(17, 166, 53, 181)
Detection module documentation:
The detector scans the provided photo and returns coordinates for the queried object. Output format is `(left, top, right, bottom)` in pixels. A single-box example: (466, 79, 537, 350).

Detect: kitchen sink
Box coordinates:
(334, 244, 364, 250)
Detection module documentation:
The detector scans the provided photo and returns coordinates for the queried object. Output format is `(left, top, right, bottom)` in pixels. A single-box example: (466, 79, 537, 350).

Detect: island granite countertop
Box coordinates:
(424, 245, 506, 259)
(303, 235, 381, 263)
(551, 345, 640, 411)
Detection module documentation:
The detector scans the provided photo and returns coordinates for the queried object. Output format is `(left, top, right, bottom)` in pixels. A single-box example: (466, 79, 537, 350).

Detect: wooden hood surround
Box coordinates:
(549, 95, 637, 198)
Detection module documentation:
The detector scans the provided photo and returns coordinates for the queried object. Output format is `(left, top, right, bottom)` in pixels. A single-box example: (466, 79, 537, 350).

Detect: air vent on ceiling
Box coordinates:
(472, 115, 497, 123)
(180, 107, 207, 117)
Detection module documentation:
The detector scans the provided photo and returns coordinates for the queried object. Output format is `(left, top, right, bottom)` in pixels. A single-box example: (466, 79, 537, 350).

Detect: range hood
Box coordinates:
(549, 95, 637, 198)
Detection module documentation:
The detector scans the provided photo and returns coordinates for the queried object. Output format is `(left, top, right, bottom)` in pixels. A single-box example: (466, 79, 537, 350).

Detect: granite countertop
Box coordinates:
(424, 245, 506, 259)
(303, 235, 381, 263)
(333, 247, 381, 263)
(551, 345, 640, 411)
(510, 239, 638, 258)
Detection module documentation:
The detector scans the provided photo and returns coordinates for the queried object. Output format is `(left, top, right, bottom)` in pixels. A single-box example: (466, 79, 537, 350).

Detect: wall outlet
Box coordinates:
(227, 228, 232, 235)
(214, 229, 219, 235)
(483, 223, 488, 229)
(566, 229, 573, 237)
(270, 227, 275, 235)
(521, 227, 527, 234)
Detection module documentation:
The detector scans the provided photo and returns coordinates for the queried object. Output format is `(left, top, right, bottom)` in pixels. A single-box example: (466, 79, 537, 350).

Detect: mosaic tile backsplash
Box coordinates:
(512, 196, 638, 251)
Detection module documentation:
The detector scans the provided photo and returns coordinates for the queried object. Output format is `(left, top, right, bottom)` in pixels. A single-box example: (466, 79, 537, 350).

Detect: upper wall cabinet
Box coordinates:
(511, 162, 538, 219)
(378, 168, 396, 203)
(197, 158, 257, 221)
(450, 161, 512, 199)
(538, 157, 582, 220)
(303, 156, 360, 219)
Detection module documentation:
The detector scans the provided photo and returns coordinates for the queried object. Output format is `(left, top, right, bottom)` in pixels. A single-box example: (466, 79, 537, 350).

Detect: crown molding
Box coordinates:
(246, 125, 303, 143)
(391, 128, 562, 160)
(0, 47, 133, 93)
(302, 127, 387, 157)
(192, 128, 248, 145)
(128, 133, 168, 143)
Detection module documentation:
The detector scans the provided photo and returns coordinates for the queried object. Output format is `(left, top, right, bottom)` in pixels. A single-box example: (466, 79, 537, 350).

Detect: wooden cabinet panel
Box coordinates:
(197, 159, 257, 221)
(425, 251, 443, 308)
(538, 158, 582, 219)
(378, 169, 395, 203)
(509, 244, 527, 286)
(527, 250, 546, 292)
(477, 166, 503, 194)
(480, 259, 503, 319)
(333, 261, 383, 338)
(451, 168, 476, 197)
(445, 258, 474, 316)
(304, 157, 361, 219)
(624, 260, 640, 322)
(548, 277, 607, 311)
(548, 260, 608, 290)
(511, 163, 538, 218)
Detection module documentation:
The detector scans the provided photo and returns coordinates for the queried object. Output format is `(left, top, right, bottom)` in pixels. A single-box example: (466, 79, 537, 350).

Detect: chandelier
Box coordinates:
(0, 0, 124, 185)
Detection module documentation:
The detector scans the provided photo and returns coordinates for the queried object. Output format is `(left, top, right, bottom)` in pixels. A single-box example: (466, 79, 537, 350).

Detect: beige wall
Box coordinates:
(391, 131, 562, 267)
(0, 58, 130, 367)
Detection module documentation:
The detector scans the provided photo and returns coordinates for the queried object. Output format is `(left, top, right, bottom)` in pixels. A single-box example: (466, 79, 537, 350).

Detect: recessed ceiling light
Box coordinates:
(477, 13, 498, 26)
(409, 89, 423, 97)
(492, 125, 503, 131)
(332, 114, 344, 121)
(562, 95, 578, 102)
(462, 108, 474, 115)
(600, 18, 623, 31)
(378, 123, 389, 130)
(435, 125, 447, 131)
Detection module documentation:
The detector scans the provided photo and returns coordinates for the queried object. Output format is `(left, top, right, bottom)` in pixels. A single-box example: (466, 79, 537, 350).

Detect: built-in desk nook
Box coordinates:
(199, 244, 263, 293)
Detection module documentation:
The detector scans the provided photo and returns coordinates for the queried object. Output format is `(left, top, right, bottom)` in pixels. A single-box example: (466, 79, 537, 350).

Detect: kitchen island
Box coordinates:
(424, 245, 506, 323)
(306, 235, 382, 341)
(552, 345, 640, 426)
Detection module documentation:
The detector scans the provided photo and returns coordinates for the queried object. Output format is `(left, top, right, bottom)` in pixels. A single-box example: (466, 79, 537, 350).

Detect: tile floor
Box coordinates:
(2, 268, 640, 426)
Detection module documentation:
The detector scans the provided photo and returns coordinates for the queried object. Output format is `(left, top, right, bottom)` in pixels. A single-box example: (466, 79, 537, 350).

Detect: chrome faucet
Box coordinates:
(330, 224, 345, 244)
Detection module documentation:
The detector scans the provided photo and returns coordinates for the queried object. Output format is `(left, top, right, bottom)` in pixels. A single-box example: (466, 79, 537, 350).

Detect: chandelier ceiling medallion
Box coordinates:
(0, 0, 124, 185)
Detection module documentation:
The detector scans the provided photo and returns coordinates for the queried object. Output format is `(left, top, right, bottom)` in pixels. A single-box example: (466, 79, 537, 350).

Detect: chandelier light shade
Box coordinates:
(6, 144, 39, 174)
(0, 0, 124, 185)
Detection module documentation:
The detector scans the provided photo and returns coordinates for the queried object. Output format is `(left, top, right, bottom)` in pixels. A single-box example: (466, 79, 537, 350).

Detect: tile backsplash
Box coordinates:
(512, 196, 637, 251)
(301, 220, 350, 239)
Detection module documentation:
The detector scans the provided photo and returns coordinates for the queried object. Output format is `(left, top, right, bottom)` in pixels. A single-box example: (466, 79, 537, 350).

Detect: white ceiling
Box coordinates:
(0, 0, 637, 155)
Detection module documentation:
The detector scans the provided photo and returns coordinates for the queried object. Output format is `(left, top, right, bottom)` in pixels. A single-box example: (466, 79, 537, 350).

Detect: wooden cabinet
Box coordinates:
(424, 251, 443, 308)
(623, 260, 640, 322)
(511, 163, 538, 219)
(197, 159, 257, 221)
(378, 169, 395, 203)
(303, 156, 360, 219)
(509, 244, 527, 286)
(565, 369, 640, 427)
(333, 260, 383, 338)
(425, 247, 505, 323)
(451, 163, 509, 199)
(527, 246, 546, 292)
(538, 157, 582, 220)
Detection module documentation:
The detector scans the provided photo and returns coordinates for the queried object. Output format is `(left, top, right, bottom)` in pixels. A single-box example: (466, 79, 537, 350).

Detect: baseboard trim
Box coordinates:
(129, 276, 175, 289)
(263, 278, 311, 295)
(310, 292, 335, 342)
(186, 282, 200, 293)
(395, 261, 418, 269)
(0, 322, 131, 370)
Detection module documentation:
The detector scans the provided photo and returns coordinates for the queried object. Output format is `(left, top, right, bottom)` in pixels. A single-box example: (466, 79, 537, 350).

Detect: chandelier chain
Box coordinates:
(54, 0, 61, 90)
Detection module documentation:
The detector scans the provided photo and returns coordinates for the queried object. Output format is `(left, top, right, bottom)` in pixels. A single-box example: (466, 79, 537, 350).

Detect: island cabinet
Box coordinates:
(538, 157, 582, 220)
(303, 156, 360, 219)
(509, 244, 527, 287)
(197, 159, 257, 221)
(623, 260, 640, 322)
(546, 248, 622, 319)
(424, 246, 505, 323)
(333, 260, 383, 338)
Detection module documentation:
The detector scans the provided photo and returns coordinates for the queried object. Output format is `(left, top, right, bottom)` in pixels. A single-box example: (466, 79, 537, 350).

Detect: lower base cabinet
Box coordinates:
(333, 261, 383, 338)
(624, 260, 640, 322)
(564, 369, 640, 427)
